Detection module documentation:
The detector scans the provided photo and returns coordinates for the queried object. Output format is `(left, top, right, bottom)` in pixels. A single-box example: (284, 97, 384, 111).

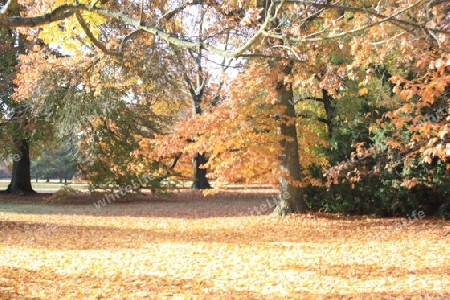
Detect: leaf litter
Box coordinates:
(0, 190, 449, 299)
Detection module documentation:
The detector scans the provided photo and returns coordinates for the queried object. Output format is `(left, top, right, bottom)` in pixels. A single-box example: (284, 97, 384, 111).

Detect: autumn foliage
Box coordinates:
(1, 192, 449, 298)
(0, 0, 449, 215)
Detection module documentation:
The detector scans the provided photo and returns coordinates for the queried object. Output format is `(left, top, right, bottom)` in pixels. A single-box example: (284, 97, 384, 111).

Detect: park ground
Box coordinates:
(0, 184, 449, 299)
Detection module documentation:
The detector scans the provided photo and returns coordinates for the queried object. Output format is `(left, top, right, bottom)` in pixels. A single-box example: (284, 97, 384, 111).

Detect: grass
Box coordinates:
(0, 189, 449, 299)
(0, 179, 89, 193)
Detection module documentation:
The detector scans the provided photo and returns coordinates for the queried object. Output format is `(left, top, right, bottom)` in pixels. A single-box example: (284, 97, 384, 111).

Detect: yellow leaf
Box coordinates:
(358, 88, 369, 96)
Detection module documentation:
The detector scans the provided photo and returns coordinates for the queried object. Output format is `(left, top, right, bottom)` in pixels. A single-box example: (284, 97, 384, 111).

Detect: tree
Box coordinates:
(8, 109, 34, 193)
(13, 35, 186, 191)
(173, 20, 233, 189)
(0, 7, 36, 193)
(1, 0, 447, 214)
(2, 1, 444, 58)
(302, 1, 449, 217)
(32, 141, 78, 183)
(273, 60, 305, 214)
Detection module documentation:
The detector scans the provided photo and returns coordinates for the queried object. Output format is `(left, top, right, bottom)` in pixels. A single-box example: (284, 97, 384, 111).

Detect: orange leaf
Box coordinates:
(358, 88, 369, 96)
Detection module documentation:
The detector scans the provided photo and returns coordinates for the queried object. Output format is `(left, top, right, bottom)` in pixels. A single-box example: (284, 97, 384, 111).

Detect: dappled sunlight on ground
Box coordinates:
(0, 191, 449, 299)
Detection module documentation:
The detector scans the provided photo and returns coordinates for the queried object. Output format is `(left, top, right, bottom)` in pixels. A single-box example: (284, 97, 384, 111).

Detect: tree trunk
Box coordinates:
(186, 63, 212, 190)
(7, 139, 35, 194)
(273, 62, 306, 216)
(322, 89, 333, 138)
(192, 152, 211, 189)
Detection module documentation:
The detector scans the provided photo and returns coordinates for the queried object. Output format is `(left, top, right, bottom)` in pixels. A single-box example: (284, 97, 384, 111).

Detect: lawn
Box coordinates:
(0, 190, 449, 299)
(0, 180, 89, 193)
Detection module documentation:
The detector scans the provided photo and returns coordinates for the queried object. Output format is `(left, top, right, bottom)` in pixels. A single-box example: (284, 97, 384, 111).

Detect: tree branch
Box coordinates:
(289, 97, 324, 105)
(160, 0, 202, 21)
(278, 1, 373, 12)
(0, 3, 76, 26)
(76, 11, 122, 56)
(0, 0, 16, 20)
(296, 113, 328, 124)
(264, 0, 441, 43)
(1, 0, 446, 61)
(234, 0, 282, 57)
(278, 0, 449, 34)
(76, 11, 141, 56)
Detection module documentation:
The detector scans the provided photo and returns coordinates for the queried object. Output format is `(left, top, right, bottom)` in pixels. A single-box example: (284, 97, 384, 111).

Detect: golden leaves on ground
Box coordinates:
(0, 191, 449, 299)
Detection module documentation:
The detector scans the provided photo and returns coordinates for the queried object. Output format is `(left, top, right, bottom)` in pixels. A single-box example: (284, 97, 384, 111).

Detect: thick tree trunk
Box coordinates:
(273, 63, 306, 216)
(7, 139, 35, 194)
(192, 152, 211, 189)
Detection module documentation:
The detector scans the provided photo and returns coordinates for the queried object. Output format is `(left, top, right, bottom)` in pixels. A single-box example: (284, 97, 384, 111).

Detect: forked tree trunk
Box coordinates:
(273, 62, 306, 216)
(187, 60, 212, 190)
(7, 139, 35, 194)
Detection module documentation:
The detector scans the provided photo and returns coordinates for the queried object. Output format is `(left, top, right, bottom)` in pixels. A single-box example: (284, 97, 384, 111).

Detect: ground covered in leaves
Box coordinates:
(0, 189, 449, 299)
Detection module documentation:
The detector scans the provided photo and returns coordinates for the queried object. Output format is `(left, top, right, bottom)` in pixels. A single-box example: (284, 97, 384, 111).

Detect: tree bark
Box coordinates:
(7, 138, 35, 194)
(273, 62, 306, 216)
(187, 83, 212, 190)
(192, 152, 211, 189)
(184, 41, 212, 190)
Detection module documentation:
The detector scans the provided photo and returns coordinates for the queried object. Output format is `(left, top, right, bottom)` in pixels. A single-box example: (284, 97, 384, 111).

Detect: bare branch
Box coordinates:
(271, 45, 305, 61)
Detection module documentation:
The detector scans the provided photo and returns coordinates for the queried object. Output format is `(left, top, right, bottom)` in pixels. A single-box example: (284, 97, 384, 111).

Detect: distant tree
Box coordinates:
(31, 141, 78, 183)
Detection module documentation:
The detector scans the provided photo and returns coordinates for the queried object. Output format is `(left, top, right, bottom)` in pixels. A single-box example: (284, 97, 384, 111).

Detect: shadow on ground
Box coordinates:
(0, 190, 280, 218)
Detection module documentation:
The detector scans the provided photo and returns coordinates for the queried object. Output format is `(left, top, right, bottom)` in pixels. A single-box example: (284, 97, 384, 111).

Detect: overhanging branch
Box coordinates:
(0, 1, 447, 60)
(0, 3, 76, 26)
(264, 0, 440, 43)
(278, 0, 449, 35)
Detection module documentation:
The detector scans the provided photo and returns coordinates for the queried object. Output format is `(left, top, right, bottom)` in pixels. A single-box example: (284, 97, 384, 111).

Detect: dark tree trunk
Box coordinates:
(7, 139, 35, 194)
(185, 53, 212, 190)
(190, 94, 211, 189)
(322, 89, 333, 137)
(192, 152, 211, 189)
(273, 62, 306, 216)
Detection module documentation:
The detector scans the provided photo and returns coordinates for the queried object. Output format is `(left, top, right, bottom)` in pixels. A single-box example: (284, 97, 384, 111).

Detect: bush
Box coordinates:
(304, 160, 450, 219)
